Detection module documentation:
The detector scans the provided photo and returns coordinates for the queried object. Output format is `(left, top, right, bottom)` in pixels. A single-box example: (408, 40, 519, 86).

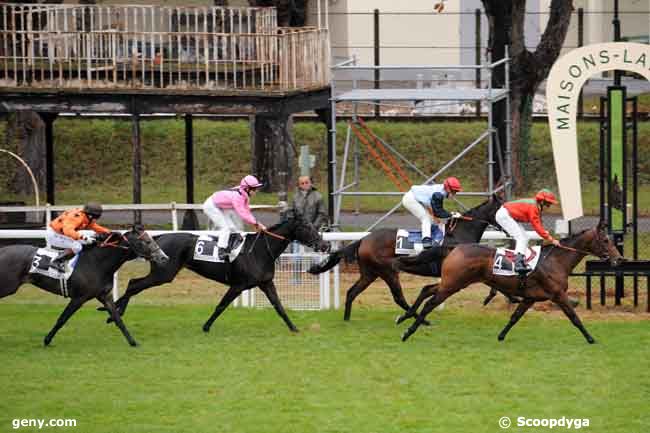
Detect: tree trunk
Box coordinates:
(483, 0, 573, 193)
(8, 111, 47, 196)
(252, 114, 295, 202)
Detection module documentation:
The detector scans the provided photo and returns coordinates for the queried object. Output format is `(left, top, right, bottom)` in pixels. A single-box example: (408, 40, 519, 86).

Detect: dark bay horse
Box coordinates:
(307, 194, 503, 321)
(0, 227, 168, 346)
(399, 222, 622, 344)
(109, 211, 329, 334)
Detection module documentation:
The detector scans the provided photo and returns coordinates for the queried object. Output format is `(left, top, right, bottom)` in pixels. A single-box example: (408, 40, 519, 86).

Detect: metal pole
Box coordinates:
(504, 46, 512, 200)
(632, 97, 638, 305)
(185, 114, 194, 204)
(328, 91, 337, 228)
(613, 0, 621, 86)
(486, 50, 494, 194)
(132, 111, 142, 225)
(577, 8, 584, 119)
(373, 8, 380, 118)
(475, 8, 481, 118)
(41, 113, 57, 206)
(599, 97, 607, 221)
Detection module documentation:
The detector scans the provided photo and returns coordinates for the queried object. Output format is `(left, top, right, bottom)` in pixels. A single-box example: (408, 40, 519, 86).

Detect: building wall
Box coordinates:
(323, 0, 461, 66)
(324, 0, 650, 68)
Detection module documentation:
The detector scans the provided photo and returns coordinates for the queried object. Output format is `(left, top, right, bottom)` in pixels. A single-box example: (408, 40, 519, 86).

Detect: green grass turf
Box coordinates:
(0, 299, 648, 433)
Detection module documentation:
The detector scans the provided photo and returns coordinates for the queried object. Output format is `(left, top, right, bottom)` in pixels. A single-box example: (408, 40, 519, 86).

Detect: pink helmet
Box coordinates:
(240, 175, 264, 190)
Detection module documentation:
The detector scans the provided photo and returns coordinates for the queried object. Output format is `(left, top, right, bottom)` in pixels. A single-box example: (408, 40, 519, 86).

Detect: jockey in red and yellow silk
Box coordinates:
(495, 189, 560, 274)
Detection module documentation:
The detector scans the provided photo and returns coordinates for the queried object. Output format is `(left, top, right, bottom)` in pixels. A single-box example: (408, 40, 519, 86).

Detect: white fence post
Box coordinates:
(112, 272, 119, 301)
(171, 201, 178, 231)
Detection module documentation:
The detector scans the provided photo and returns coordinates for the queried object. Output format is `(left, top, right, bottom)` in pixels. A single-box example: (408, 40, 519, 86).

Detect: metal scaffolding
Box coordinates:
(328, 49, 511, 229)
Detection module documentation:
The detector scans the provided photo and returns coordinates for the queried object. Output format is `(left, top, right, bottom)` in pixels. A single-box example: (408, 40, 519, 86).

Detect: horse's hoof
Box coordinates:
(97, 306, 107, 312)
(106, 317, 114, 324)
(497, 334, 505, 341)
(290, 328, 299, 333)
(202, 324, 211, 333)
(395, 315, 407, 325)
(587, 337, 595, 344)
(422, 319, 432, 327)
(43, 337, 52, 346)
(129, 340, 138, 347)
(401, 330, 412, 342)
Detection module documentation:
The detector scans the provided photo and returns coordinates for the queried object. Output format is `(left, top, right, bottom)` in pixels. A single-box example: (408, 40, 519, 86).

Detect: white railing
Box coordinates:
(0, 202, 278, 231)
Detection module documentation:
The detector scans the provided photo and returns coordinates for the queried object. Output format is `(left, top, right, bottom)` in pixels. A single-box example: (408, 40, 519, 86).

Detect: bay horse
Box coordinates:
(0, 226, 168, 347)
(307, 194, 504, 321)
(398, 222, 622, 344)
(108, 210, 329, 334)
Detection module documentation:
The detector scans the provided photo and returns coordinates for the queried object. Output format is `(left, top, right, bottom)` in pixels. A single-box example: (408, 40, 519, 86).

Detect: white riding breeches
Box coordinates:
(202, 198, 244, 248)
(46, 227, 84, 253)
(495, 207, 528, 255)
(402, 191, 444, 239)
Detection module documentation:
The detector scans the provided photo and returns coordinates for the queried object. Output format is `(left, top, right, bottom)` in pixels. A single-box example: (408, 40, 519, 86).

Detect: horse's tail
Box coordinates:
(307, 240, 361, 274)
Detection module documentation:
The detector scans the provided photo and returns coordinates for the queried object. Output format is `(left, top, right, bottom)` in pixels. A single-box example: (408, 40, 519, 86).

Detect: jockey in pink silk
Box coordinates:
(202, 175, 266, 260)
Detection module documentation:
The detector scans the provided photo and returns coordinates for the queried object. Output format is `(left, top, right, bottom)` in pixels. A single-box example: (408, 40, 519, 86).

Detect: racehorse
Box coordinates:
(109, 210, 329, 334)
(399, 222, 622, 344)
(0, 226, 168, 347)
(307, 194, 504, 321)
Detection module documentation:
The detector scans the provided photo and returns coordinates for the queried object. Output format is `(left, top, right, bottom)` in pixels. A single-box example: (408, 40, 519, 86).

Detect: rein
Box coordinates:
(447, 215, 501, 234)
(262, 229, 287, 241)
(99, 233, 129, 250)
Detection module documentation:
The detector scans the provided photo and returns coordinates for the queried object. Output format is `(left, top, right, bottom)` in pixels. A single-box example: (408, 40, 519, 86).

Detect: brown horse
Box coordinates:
(308, 194, 503, 321)
(398, 222, 622, 344)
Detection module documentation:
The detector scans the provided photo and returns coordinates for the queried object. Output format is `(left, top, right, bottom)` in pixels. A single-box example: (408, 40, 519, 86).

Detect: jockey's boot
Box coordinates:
(421, 237, 433, 249)
(51, 249, 75, 272)
(514, 253, 530, 275)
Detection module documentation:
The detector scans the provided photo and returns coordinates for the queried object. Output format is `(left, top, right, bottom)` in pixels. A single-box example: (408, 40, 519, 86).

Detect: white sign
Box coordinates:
(546, 42, 650, 220)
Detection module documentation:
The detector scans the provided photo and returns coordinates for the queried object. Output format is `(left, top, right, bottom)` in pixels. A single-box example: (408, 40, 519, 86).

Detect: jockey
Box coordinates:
(46, 202, 110, 271)
(202, 175, 267, 261)
(495, 188, 561, 274)
(401, 177, 463, 248)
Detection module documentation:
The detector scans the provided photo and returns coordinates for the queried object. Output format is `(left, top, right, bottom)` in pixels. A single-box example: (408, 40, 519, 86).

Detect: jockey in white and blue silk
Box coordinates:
(401, 177, 463, 248)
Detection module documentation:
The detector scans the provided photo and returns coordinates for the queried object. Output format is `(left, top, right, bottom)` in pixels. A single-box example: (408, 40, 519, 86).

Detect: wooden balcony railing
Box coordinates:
(0, 4, 330, 93)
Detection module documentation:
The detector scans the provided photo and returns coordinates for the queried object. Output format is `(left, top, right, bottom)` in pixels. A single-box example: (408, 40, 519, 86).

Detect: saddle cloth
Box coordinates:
(193, 233, 245, 263)
(492, 246, 542, 276)
(28, 248, 78, 296)
(395, 226, 444, 256)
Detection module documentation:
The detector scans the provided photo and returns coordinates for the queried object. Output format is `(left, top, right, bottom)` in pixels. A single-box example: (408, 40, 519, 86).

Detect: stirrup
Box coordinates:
(218, 248, 231, 262)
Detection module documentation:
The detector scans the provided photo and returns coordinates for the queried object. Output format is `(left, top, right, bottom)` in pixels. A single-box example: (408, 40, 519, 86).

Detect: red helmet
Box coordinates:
(443, 177, 462, 193)
(535, 189, 558, 205)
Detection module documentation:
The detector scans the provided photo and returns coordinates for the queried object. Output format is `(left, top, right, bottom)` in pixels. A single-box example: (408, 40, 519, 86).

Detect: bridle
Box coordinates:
(549, 228, 612, 261)
(247, 223, 324, 257)
(98, 231, 160, 260)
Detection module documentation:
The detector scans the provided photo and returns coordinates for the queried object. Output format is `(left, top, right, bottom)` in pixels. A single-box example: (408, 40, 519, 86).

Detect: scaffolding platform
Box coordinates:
(333, 88, 508, 103)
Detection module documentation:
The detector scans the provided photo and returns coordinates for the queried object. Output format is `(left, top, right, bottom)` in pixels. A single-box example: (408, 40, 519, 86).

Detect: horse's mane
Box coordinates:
(462, 194, 502, 219)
